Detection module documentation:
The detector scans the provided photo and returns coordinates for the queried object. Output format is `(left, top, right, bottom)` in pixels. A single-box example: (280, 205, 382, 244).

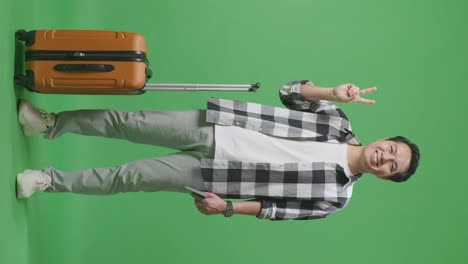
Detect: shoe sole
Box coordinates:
(16, 173, 28, 199)
(18, 100, 27, 125)
(18, 100, 38, 136)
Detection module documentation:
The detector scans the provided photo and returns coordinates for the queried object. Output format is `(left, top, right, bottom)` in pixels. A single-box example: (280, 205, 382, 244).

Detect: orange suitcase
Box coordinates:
(15, 29, 152, 95)
(15, 29, 260, 94)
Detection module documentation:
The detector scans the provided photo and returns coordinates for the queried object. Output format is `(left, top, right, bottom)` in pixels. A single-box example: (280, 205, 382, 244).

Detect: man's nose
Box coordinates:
(382, 152, 396, 162)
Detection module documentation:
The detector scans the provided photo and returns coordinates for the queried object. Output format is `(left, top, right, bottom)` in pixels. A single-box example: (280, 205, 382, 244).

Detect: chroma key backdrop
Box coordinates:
(1, 0, 466, 264)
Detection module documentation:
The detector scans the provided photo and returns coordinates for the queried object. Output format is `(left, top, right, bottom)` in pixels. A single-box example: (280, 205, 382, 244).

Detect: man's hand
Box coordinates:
(333, 84, 377, 104)
(192, 192, 227, 215)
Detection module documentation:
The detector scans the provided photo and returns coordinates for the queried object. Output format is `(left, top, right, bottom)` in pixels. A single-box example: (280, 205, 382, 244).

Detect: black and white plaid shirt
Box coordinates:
(200, 80, 362, 220)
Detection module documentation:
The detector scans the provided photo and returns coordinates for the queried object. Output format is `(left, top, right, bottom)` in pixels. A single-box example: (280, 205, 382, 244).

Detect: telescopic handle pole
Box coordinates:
(143, 82, 261, 91)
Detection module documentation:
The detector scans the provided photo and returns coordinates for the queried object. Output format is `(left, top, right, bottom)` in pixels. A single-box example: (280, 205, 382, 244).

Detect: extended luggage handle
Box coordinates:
(142, 62, 260, 92)
(143, 82, 261, 92)
(54, 64, 115, 72)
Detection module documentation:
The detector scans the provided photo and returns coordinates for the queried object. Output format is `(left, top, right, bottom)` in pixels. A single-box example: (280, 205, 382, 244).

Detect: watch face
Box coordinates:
(224, 201, 235, 217)
(224, 209, 235, 217)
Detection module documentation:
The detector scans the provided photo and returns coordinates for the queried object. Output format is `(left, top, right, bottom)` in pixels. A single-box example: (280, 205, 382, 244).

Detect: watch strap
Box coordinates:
(223, 201, 235, 217)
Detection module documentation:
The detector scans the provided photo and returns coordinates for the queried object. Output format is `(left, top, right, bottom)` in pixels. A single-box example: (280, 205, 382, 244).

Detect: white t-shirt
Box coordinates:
(214, 125, 353, 177)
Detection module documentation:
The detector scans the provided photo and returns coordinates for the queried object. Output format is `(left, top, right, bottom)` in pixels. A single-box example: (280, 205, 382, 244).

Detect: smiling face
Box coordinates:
(362, 140, 412, 180)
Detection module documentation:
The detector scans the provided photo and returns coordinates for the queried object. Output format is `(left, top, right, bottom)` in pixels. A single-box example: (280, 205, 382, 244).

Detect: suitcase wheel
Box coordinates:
(14, 70, 35, 91)
(15, 30, 36, 46)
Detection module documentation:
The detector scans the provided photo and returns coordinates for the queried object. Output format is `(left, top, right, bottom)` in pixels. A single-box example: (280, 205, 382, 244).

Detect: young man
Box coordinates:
(16, 80, 420, 221)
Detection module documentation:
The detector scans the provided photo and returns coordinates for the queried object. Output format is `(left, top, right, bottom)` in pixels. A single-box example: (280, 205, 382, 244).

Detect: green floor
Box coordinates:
(1, 0, 467, 264)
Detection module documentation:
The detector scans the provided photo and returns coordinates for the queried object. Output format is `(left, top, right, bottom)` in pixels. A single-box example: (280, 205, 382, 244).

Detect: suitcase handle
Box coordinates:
(54, 64, 115, 72)
(143, 82, 261, 91)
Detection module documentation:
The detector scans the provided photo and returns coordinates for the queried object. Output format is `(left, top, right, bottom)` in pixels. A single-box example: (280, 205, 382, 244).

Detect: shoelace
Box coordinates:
(37, 172, 55, 191)
(39, 109, 55, 128)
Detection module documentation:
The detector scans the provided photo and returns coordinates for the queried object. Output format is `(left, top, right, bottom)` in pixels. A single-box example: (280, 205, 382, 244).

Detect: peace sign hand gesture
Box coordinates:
(333, 84, 377, 104)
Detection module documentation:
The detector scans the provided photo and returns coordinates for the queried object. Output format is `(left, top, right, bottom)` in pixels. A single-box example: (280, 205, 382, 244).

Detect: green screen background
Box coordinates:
(1, 0, 466, 263)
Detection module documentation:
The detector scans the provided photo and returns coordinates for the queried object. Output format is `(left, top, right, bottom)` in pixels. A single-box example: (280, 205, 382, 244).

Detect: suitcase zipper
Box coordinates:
(26, 50, 147, 62)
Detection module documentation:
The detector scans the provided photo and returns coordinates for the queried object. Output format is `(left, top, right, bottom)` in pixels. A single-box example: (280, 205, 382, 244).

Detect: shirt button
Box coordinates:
(259, 128, 263, 131)
(235, 122, 240, 126)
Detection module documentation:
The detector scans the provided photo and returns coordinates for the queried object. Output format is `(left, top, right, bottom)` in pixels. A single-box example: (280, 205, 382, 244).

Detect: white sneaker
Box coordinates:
(16, 170, 54, 199)
(18, 99, 56, 136)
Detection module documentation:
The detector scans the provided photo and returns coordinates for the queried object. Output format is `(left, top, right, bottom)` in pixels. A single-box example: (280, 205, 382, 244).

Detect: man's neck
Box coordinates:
(347, 145, 366, 175)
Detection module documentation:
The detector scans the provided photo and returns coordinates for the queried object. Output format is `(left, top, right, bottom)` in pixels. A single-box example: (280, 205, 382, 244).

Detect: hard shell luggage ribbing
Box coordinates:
(15, 29, 260, 95)
(15, 30, 152, 95)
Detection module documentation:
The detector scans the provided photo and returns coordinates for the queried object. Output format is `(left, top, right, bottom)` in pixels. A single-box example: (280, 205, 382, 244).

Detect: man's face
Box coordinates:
(362, 140, 412, 179)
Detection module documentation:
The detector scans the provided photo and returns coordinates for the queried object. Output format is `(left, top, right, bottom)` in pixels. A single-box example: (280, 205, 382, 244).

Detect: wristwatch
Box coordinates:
(223, 201, 235, 217)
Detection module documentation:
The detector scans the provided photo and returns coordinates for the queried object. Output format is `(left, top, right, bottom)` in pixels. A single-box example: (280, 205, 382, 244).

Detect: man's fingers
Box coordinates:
(355, 97, 376, 104)
(191, 194, 204, 201)
(359, 87, 377, 95)
(205, 192, 216, 198)
(347, 86, 357, 95)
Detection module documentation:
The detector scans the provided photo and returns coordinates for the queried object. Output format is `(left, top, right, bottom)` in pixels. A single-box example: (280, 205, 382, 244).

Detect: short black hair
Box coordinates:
(386, 136, 420, 183)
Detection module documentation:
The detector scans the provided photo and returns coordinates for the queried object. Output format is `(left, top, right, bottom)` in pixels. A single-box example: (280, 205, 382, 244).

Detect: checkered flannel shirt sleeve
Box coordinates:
(279, 80, 348, 119)
(257, 200, 342, 220)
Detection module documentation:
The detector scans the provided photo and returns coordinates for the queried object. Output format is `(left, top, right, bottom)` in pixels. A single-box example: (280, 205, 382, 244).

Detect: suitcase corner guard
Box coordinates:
(15, 30, 36, 46)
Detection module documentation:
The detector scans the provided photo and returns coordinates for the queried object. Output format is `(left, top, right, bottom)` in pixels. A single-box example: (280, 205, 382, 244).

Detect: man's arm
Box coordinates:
(192, 193, 335, 220)
(300, 82, 377, 104)
(192, 193, 261, 216)
(279, 80, 377, 115)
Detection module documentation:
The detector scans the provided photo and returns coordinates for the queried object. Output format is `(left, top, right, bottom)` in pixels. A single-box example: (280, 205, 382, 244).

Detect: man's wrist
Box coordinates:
(328, 88, 339, 101)
(219, 200, 228, 214)
(222, 201, 235, 217)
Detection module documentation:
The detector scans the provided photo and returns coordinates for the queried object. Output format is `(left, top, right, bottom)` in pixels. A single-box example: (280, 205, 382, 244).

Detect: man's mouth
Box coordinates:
(373, 150, 379, 167)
